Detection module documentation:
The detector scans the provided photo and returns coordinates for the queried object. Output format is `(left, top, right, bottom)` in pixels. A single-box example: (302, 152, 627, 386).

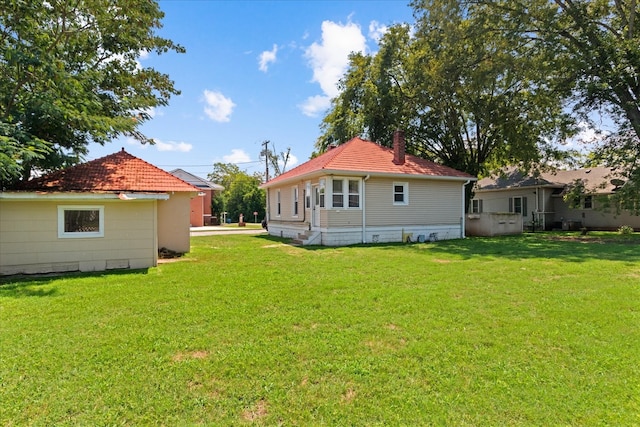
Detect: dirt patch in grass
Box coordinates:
(242, 399, 268, 421)
(158, 257, 194, 264)
(341, 388, 357, 404)
(171, 350, 209, 362)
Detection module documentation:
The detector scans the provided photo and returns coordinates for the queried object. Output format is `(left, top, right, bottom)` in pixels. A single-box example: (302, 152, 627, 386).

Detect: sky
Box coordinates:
(86, 0, 416, 180)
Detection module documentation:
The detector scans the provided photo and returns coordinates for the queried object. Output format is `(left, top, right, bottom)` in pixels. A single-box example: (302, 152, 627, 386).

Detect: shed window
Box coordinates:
(58, 206, 104, 238)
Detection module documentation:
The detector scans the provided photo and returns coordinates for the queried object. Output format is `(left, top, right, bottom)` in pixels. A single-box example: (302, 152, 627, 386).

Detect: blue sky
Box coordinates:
(87, 0, 415, 180)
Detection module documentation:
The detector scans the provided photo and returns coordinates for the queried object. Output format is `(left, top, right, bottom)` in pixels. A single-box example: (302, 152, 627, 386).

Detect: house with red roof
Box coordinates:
(0, 149, 200, 275)
(260, 131, 475, 246)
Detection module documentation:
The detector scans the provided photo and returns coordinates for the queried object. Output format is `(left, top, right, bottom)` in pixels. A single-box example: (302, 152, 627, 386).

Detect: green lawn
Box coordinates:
(1, 233, 639, 425)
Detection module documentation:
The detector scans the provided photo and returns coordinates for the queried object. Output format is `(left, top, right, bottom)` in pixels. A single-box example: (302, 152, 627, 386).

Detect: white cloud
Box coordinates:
(258, 44, 278, 72)
(368, 20, 388, 42)
(304, 20, 367, 99)
(223, 149, 251, 164)
(284, 153, 298, 169)
(203, 90, 236, 122)
(299, 94, 332, 118)
(155, 139, 193, 152)
(563, 121, 608, 150)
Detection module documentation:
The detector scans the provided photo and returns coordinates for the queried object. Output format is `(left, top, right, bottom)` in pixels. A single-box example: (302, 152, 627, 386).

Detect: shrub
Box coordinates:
(618, 225, 634, 234)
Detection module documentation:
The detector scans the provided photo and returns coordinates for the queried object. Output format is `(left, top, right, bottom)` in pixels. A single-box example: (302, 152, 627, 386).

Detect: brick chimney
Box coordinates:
(393, 130, 405, 165)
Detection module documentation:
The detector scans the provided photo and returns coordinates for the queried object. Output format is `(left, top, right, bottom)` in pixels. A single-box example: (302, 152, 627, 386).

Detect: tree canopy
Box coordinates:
(473, 0, 640, 212)
(208, 163, 265, 223)
(0, 0, 183, 185)
(317, 0, 575, 187)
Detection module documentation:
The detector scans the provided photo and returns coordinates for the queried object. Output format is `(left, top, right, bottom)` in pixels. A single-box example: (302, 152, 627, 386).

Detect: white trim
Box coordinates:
(392, 182, 409, 206)
(329, 176, 361, 210)
(57, 205, 105, 238)
(292, 186, 299, 217)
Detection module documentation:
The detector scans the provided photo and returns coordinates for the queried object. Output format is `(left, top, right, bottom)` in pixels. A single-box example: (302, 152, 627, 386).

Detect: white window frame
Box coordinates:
(332, 178, 344, 208)
(319, 179, 326, 208)
(509, 196, 528, 217)
(305, 181, 311, 209)
(276, 190, 281, 216)
(471, 199, 483, 213)
(292, 186, 299, 217)
(329, 177, 361, 209)
(58, 205, 104, 238)
(393, 182, 409, 206)
(348, 179, 360, 208)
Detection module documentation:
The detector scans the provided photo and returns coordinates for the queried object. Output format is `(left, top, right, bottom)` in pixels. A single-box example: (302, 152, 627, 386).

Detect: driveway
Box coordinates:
(190, 226, 267, 236)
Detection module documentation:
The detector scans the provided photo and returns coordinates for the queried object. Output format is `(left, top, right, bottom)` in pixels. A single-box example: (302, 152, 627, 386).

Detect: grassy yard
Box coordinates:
(1, 232, 639, 425)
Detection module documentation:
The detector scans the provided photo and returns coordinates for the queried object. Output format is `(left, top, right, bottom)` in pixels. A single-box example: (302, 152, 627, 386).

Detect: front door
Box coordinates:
(312, 185, 321, 228)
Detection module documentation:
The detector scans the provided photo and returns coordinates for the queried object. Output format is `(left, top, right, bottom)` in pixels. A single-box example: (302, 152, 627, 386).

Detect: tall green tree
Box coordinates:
(208, 162, 265, 223)
(472, 0, 640, 212)
(0, 0, 183, 185)
(318, 0, 575, 205)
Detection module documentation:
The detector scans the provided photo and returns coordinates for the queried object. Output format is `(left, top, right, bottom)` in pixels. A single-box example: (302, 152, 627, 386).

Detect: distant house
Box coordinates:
(260, 131, 475, 246)
(0, 149, 200, 275)
(469, 166, 639, 233)
(170, 169, 224, 226)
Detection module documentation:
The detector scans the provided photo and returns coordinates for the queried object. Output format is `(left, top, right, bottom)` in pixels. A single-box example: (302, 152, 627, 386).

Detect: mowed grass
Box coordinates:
(1, 233, 639, 425)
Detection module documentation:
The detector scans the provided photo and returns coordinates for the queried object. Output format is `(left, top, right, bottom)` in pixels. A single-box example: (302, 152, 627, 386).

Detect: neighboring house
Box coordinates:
(260, 131, 475, 246)
(0, 149, 200, 275)
(470, 166, 639, 233)
(170, 168, 224, 226)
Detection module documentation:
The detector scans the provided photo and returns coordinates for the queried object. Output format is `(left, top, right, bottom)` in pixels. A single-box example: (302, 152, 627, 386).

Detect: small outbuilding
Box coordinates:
(260, 131, 475, 246)
(0, 149, 200, 275)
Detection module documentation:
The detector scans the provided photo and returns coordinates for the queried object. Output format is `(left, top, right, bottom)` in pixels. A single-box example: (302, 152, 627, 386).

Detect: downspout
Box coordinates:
(535, 186, 540, 231)
(461, 179, 472, 238)
(362, 174, 370, 243)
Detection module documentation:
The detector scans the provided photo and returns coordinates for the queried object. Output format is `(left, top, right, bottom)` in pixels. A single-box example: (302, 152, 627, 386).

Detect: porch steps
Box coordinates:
(291, 231, 320, 246)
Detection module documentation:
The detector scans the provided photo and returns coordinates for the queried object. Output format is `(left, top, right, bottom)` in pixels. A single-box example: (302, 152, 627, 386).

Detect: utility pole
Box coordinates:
(261, 140, 270, 183)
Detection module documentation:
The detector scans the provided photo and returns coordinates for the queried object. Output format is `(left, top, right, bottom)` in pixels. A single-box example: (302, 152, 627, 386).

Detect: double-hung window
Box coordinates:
(348, 180, 360, 207)
(276, 190, 281, 216)
(58, 206, 104, 238)
(471, 199, 483, 213)
(330, 178, 360, 209)
(393, 182, 408, 205)
(509, 196, 528, 216)
(332, 179, 344, 208)
(292, 186, 299, 216)
(583, 195, 593, 209)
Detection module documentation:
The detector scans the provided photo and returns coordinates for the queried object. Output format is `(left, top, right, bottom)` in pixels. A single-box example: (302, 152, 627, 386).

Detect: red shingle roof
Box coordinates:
(262, 137, 474, 187)
(15, 149, 199, 193)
